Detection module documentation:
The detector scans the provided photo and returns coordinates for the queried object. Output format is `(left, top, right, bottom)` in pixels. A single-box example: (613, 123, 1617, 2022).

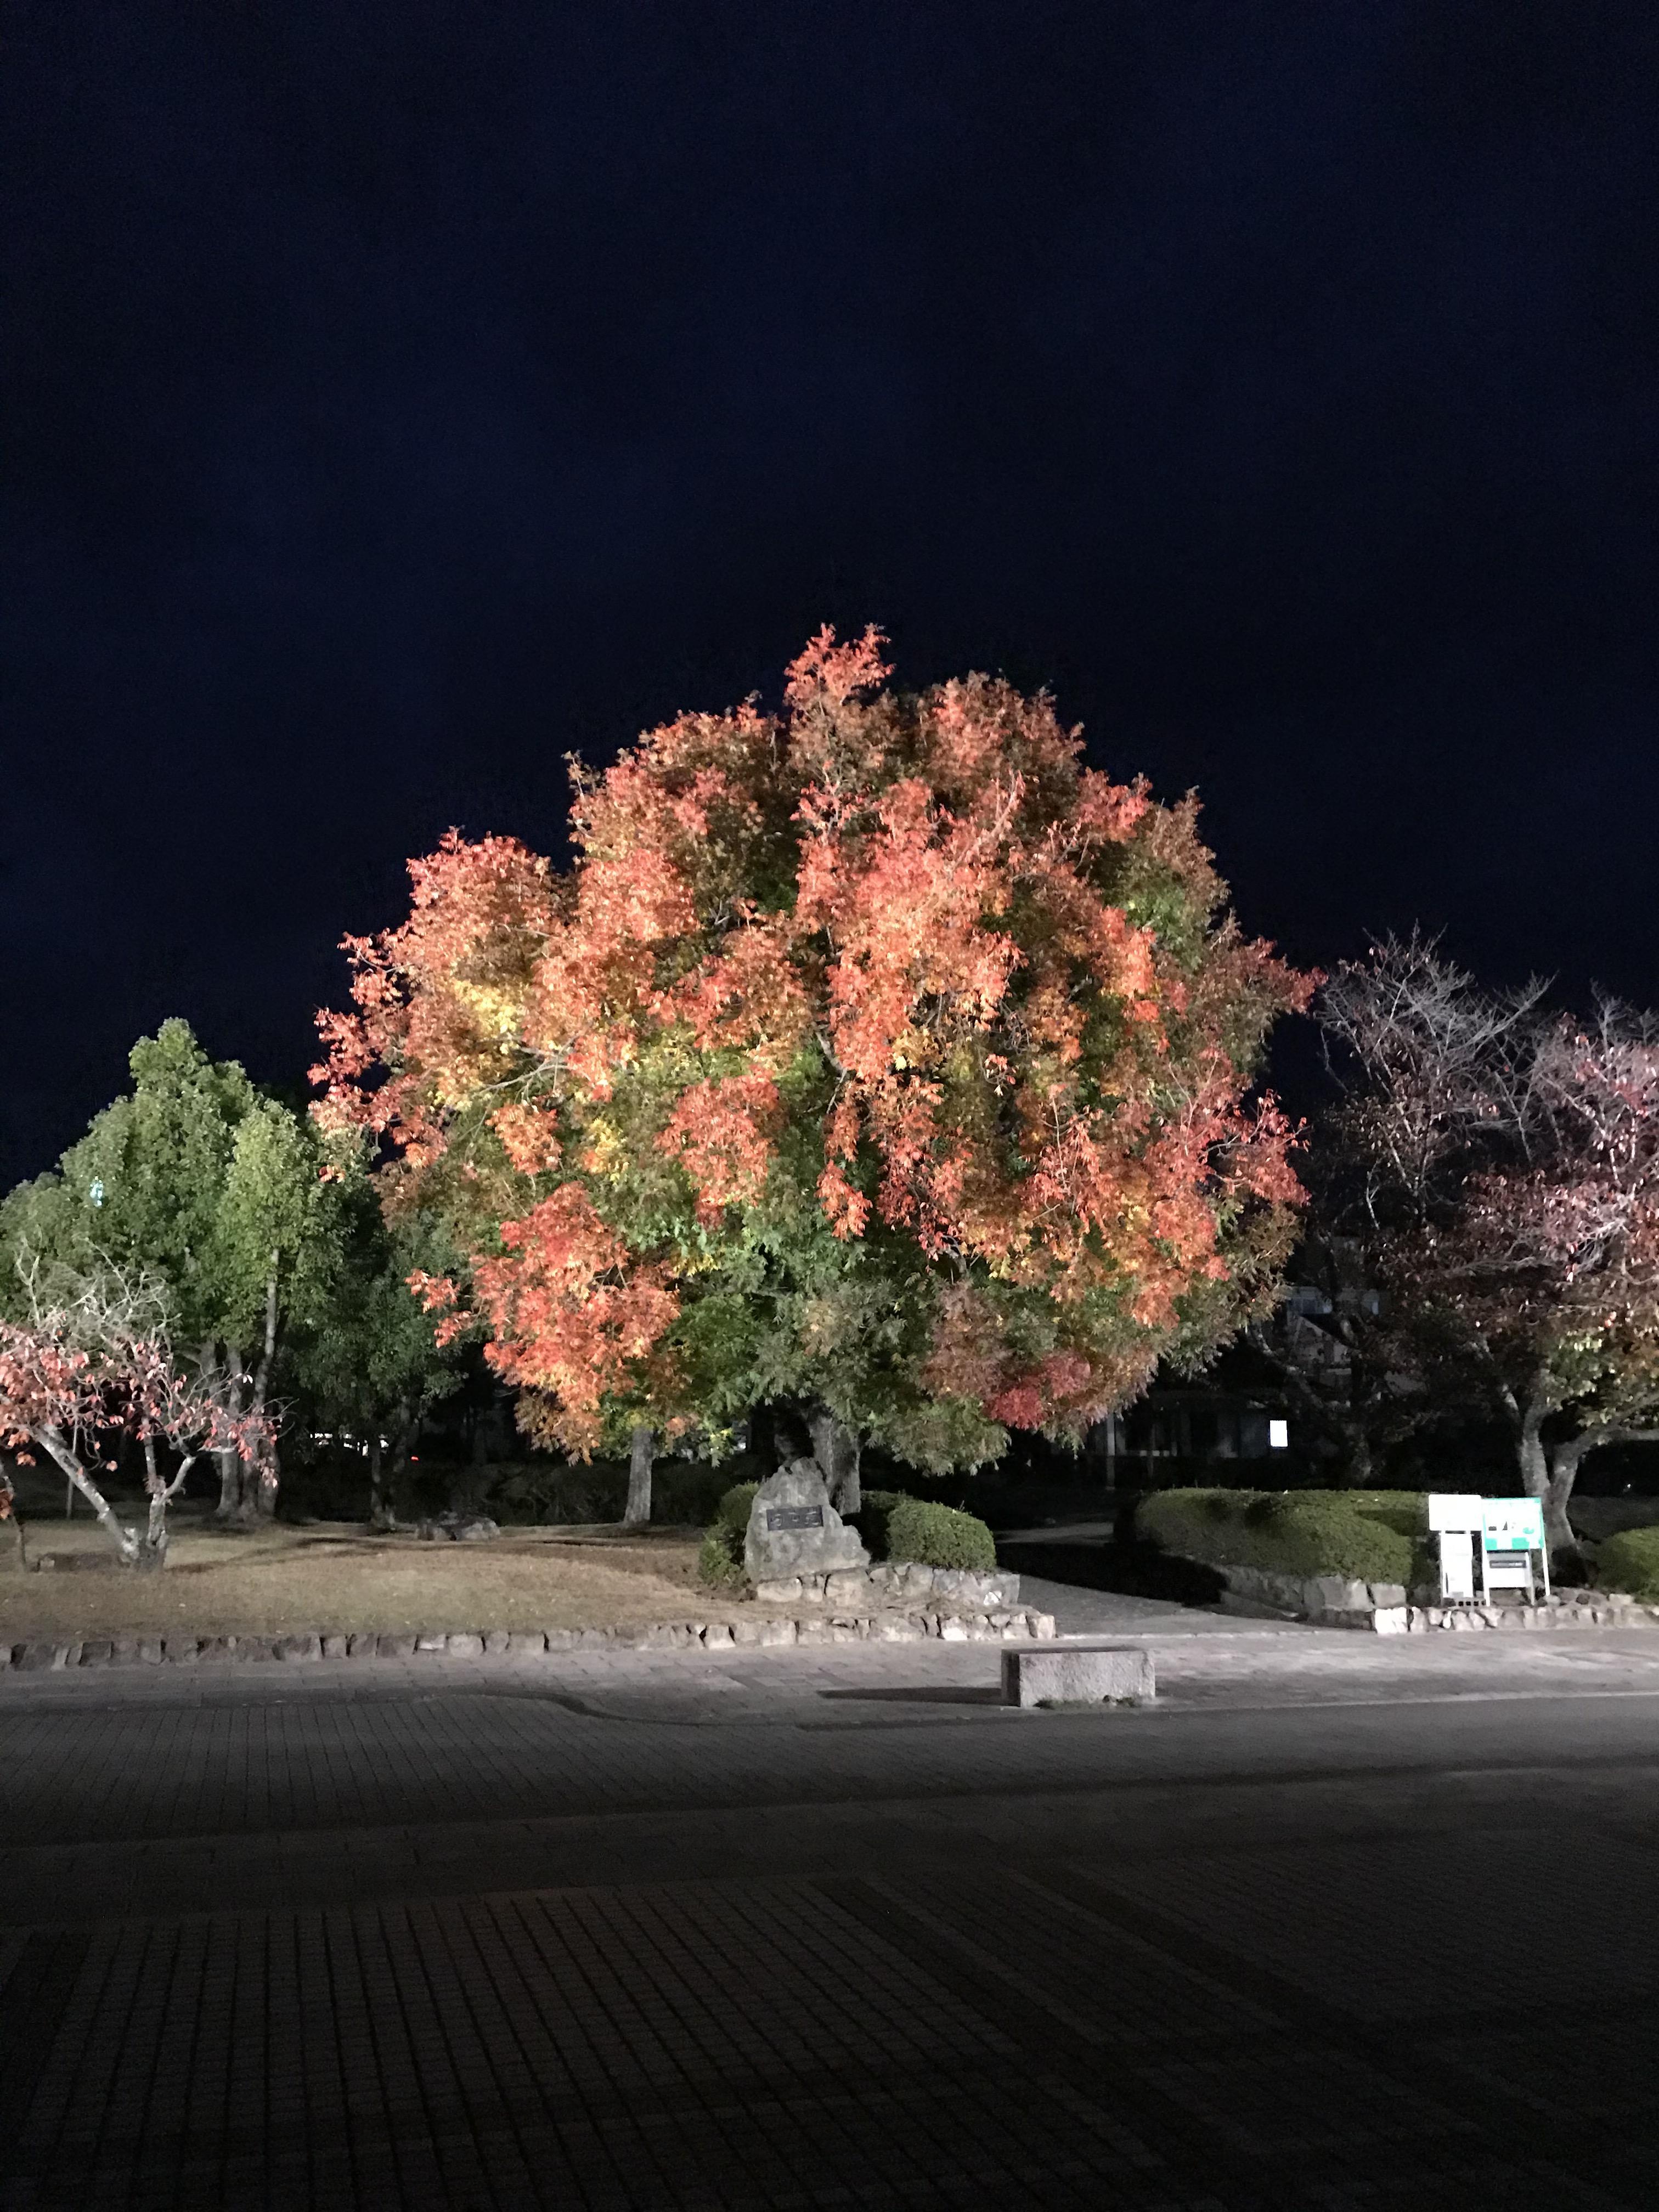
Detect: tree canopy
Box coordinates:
(0, 1256, 273, 1566)
(318, 629, 1309, 1471)
(1, 1022, 330, 1341)
(1298, 933, 1659, 1547)
(0, 1020, 338, 1517)
(283, 1171, 467, 1526)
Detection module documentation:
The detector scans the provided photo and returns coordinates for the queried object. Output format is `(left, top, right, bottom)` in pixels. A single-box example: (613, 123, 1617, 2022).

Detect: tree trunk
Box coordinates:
(215, 1447, 245, 1519)
(369, 1410, 416, 1532)
(2, 1479, 27, 1574)
(202, 1342, 233, 1516)
(249, 1261, 280, 1520)
(34, 1426, 138, 1564)
(211, 1344, 254, 1523)
(1516, 1402, 1550, 1503)
(747, 1403, 776, 1471)
(1542, 1451, 1581, 1561)
(1508, 1394, 1581, 1558)
(624, 1425, 653, 1527)
(1541, 1427, 1659, 1562)
(132, 1439, 200, 1570)
(250, 1452, 278, 1519)
(808, 1407, 861, 1515)
(139, 1439, 170, 1569)
(393, 1407, 421, 1509)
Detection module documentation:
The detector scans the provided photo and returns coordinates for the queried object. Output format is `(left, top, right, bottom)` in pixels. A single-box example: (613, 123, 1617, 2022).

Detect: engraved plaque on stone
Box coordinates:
(745, 1459, 868, 1583)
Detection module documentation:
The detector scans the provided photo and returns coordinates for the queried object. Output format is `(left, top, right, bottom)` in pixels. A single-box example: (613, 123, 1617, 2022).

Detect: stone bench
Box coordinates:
(1002, 1641, 1154, 1708)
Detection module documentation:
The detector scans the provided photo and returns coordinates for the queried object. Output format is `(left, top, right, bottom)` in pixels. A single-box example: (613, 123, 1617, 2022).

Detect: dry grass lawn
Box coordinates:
(0, 1507, 726, 1638)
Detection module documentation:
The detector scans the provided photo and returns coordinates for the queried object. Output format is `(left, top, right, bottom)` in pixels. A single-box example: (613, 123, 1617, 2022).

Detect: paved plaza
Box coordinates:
(4, 1587, 1659, 2210)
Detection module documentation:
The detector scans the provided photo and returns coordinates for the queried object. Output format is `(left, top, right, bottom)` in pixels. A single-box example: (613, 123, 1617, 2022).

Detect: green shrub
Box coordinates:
(697, 1482, 760, 1588)
(697, 1479, 996, 1582)
(697, 1527, 747, 1590)
(884, 1496, 997, 1572)
(1596, 1525, 1659, 1600)
(1135, 1487, 1429, 1585)
(854, 1487, 996, 1567)
(715, 1481, 759, 1535)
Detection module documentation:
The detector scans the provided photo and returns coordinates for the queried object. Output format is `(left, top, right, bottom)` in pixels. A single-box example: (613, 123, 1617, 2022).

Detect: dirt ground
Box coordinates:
(0, 1504, 722, 1638)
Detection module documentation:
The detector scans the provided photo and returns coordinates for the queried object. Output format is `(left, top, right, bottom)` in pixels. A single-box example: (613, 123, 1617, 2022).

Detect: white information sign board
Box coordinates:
(1482, 1497, 1546, 1550)
(1480, 1497, 1549, 1603)
(1438, 1530, 1476, 1604)
(1427, 1494, 1550, 1604)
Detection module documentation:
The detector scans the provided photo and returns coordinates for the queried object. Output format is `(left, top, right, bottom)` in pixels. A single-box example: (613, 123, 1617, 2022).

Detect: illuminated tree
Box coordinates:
(1, 1022, 340, 1521)
(286, 1170, 467, 1528)
(318, 629, 1308, 1505)
(0, 1257, 272, 1568)
(1310, 934, 1659, 1552)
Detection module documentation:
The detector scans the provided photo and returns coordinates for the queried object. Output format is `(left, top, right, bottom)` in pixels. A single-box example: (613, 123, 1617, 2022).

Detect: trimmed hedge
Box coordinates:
(1596, 1525, 1659, 1600)
(881, 1495, 997, 1572)
(849, 1488, 996, 1570)
(1135, 1487, 1430, 1586)
(696, 1479, 998, 1584)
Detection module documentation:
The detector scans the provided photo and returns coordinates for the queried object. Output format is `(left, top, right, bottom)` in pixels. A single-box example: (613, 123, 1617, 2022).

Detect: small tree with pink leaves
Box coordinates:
(0, 1257, 272, 1569)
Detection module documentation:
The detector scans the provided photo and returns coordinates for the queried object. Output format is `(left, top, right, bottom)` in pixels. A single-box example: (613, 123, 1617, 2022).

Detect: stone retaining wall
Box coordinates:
(1, 1606, 1059, 1674)
(752, 1562, 1020, 1609)
(1213, 1560, 1657, 1632)
(1216, 1564, 1407, 1628)
(1404, 1595, 1654, 1630)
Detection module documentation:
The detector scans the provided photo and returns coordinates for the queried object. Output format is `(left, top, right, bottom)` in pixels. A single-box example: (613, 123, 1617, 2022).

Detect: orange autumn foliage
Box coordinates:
(318, 630, 1310, 1462)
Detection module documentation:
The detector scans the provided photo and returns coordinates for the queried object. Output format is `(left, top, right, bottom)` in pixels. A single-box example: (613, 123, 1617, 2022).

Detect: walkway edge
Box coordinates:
(2, 1605, 1058, 1674)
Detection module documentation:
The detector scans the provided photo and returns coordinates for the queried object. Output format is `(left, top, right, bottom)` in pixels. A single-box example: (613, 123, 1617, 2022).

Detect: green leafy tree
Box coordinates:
(319, 631, 1309, 1516)
(0, 1020, 337, 1521)
(287, 1168, 466, 1527)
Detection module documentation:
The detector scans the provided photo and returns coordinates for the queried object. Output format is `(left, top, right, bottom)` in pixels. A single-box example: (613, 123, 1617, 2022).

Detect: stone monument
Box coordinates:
(744, 1457, 868, 1585)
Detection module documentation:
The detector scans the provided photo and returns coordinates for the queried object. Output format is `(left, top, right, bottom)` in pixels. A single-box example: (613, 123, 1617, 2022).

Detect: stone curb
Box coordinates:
(1401, 1599, 1658, 1632)
(1, 1607, 1059, 1674)
(1210, 1559, 1659, 1633)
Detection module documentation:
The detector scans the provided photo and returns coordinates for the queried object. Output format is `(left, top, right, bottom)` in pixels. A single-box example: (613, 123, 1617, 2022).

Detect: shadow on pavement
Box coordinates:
(817, 1684, 1006, 1707)
(1001, 1534, 1226, 1606)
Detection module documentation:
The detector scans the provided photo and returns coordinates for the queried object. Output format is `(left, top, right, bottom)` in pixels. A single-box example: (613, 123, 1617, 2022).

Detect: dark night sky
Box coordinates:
(4, 2, 1657, 1190)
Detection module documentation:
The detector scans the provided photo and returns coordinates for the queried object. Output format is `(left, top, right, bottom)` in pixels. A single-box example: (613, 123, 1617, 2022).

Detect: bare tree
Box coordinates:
(1293, 935, 1659, 1554)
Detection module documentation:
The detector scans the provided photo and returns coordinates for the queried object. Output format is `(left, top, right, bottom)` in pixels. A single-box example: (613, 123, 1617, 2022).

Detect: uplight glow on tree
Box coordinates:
(317, 629, 1310, 1480)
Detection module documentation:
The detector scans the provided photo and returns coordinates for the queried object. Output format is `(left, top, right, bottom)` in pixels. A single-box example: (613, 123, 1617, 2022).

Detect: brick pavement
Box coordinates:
(4, 1622, 1659, 2209)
